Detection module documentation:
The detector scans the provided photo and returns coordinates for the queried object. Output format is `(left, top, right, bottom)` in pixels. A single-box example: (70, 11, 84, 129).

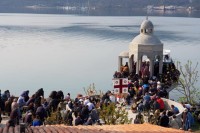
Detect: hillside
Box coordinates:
(0, 0, 200, 13)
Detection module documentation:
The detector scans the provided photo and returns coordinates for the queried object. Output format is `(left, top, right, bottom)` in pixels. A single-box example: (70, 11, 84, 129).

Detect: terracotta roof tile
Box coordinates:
(0, 123, 185, 133)
(32, 126, 40, 133)
(41, 126, 50, 133)
(45, 125, 59, 133)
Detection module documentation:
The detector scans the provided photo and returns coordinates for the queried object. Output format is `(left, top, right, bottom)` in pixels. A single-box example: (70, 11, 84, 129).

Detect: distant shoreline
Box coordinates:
(0, 7, 199, 18)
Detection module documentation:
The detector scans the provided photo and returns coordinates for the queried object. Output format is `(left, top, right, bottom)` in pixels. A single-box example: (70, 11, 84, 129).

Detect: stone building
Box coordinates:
(118, 18, 164, 77)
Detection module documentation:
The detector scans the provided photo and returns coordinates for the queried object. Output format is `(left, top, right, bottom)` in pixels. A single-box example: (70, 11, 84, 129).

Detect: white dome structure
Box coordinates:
(118, 18, 163, 77)
(140, 19, 154, 34)
(131, 34, 162, 45)
(131, 19, 162, 46)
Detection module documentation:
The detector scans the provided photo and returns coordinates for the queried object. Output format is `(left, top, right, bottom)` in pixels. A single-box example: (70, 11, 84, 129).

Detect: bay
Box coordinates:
(0, 13, 199, 99)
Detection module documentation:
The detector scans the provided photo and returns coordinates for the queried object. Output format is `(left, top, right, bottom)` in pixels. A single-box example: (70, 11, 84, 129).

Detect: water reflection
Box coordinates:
(0, 14, 199, 98)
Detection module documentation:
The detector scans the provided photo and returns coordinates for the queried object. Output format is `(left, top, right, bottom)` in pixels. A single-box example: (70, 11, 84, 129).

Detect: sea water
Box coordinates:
(0, 13, 199, 99)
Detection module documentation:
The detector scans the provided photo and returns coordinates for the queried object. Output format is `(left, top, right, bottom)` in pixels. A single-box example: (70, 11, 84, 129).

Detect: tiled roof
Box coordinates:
(0, 123, 185, 133)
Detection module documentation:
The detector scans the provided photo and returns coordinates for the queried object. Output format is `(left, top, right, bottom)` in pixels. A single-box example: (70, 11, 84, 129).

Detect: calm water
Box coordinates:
(0, 13, 199, 99)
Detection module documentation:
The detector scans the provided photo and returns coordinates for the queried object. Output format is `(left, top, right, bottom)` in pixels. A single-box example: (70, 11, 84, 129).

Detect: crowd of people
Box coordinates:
(113, 60, 180, 90)
(0, 69, 197, 132)
(112, 60, 198, 131)
(0, 88, 104, 127)
(114, 76, 196, 131)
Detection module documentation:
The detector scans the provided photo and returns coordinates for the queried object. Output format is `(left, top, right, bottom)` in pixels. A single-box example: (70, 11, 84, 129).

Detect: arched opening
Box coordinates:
(122, 59, 129, 78)
(154, 55, 160, 77)
(129, 54, 136, 76)
(140, 55, 150, 78)
(122, 58, 129, 67)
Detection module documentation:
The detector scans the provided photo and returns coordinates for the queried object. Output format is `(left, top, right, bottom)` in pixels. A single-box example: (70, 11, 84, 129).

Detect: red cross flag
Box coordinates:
(113, 78, 128, 94)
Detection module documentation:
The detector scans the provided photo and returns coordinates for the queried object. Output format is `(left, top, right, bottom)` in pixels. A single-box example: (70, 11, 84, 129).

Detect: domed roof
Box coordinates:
(139, 19, 154, 35)
(130, 19, 162, 45)
(140, 20, 154, 31)
(131, 34, 162, 45)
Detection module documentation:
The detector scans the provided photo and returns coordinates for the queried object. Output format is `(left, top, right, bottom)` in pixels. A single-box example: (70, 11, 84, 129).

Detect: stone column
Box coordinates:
(136, 55, 140, 75)
(129, 57, 132, 73)
(139, 54, 142, 73)
(159, 54, 163, 74)
(136, 54, 142, 75)
(118, 57, 122, 72)
(150, 57, 154, 77)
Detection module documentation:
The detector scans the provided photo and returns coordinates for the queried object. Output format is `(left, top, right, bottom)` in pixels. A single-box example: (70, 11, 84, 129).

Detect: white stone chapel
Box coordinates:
(118, 18, 164, 77)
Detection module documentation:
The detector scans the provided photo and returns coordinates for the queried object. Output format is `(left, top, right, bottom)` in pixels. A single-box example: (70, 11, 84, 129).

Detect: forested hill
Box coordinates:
(0, 0, 200, 12)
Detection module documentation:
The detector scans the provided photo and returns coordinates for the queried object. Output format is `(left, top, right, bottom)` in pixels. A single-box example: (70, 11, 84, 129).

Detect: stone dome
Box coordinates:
(140, 19, 154, 34)
(131, 34, 162, 45)
(130, 19, 162, 45)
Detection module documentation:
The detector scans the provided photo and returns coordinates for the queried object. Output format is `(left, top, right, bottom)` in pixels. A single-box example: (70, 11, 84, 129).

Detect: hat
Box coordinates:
(157, 81, 161, 85)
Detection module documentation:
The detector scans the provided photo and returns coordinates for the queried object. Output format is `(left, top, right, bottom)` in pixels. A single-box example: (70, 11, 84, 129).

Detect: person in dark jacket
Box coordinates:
(24, 90, 30, 102)
(57, 90, 64, 100)
(75, 114, 83, 126)
(26, 94, 35, 106)
(81, 105, 89, 123)
(90, 108, 99, 123)
(36, 104, 47, 124)
(65, 110, 73, 126)
(23, 111, 33, 126)
(159, 111, 169, 127)
(35, 88, 44, 98)
(1, 90, 10, 115)
(5, 98, 12, 116)
(101, 91, 111, 104)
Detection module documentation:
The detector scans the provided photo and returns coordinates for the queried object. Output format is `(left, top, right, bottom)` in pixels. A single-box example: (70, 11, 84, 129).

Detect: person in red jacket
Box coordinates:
(156, 96, 165, 112)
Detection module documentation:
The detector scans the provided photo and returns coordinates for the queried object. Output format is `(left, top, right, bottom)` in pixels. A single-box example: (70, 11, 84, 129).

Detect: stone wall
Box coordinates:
(162, 98, 185, 119)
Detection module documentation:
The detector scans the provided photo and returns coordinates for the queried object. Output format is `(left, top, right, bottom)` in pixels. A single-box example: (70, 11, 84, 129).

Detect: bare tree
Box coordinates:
(176, 60, 200, 104)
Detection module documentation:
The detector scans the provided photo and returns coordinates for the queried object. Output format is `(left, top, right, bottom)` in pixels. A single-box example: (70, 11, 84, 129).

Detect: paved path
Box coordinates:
(125, 105, 137, 124)
(126, 104, 150, 124)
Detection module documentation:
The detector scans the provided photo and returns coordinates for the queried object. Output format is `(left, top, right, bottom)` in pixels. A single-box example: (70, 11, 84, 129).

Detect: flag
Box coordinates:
(113, 78, 128, 94)
(122, 87, 128, 93)
(113, 79, 120, 86)
(114, 88, 120, 94)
